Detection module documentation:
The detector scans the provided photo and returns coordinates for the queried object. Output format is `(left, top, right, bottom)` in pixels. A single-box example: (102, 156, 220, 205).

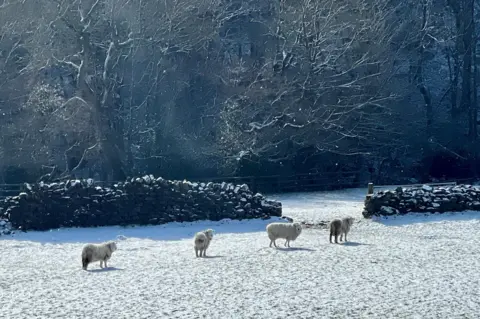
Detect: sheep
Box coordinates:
(266, 222, 303, 248)
(329, 217, 354, 244)
(194, 229, 214, 257)
(81, 241, 117, 270)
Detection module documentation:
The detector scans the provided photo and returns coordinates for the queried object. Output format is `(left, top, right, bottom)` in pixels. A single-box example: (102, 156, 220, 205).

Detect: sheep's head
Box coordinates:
(293, 223, 302, 234)
(343, 217, 354, 227)
(204, 229, 214, 240)
(108, 241, 118, 252)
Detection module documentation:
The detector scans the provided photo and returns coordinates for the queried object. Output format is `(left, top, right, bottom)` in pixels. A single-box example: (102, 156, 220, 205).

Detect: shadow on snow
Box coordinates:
(274, 247, 316, 252)
(86, 267, 124, 273)
(340, 241, 371, 247)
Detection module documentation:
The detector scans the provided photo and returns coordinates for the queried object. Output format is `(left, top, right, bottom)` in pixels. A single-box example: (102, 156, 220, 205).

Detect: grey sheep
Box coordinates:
(329, 217, 354, 244)
(194, 229, 214, 257)
(81, 241, 117, 270)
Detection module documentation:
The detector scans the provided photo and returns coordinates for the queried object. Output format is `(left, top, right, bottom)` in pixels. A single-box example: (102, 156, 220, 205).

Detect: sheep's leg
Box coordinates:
(82, 256, 89, 270)
(287, 240, 291, 248)
(100, 260, 104, 268)
(284, 239, 288, 247)
(203, 248, 207, 257)
(344, 232, 348, 242)
(340, 233, 343, 242)
(335, 235, 339, 244)
(273, 240, 278, 248)
(104, 259, 108, 268)
(195, 248, 199, 257)
(269, 240, 273, 247)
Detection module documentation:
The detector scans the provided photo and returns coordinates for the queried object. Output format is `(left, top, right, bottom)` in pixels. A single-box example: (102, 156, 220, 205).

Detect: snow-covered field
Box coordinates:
(2, 188, 480, 318)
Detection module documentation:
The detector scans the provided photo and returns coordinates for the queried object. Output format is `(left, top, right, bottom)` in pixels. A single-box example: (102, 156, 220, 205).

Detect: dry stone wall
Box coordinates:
(0, 175, 282, 232)
(363, 184, 480, 217)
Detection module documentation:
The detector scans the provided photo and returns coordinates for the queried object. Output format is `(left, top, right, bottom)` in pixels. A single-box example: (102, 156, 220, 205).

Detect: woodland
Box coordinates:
(0, 0, 478, 186)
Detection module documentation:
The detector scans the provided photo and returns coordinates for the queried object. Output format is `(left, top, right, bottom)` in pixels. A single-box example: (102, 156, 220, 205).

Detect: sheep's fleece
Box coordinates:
(82, 241, 117, 270)
(329, 217, 354, 243)
(194, 229, 214, 257)
(266, 222, 302, 248)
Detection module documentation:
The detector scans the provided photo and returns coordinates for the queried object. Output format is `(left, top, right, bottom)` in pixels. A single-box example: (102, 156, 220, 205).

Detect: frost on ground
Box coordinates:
(1, 188, 480, 318)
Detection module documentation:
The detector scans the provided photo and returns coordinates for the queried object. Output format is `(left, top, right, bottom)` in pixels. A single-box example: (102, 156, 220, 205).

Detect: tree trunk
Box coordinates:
(470, 6, 478, 177)
(447, 0, 466, 118)
(460, 0, 474, 116)
(416, 1, 433, 148)
(77, 33, 127, 181)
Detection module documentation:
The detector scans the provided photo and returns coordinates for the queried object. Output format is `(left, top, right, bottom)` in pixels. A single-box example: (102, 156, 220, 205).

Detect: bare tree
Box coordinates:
(115, 0, 223, 174)
(41, 0, 142, 180)
(215, 0, 403, 169)
(0, 1, 59, 177)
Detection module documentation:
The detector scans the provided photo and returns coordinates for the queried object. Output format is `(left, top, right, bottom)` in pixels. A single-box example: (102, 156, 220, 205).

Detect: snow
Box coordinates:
(1, 187, 480, 318)
(422, 184, 433, 192)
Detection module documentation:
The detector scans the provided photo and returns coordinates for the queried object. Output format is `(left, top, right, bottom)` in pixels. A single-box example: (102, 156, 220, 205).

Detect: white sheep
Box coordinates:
(194, 229, 214, 257)
(266, 222, 303, 248)
(81, 241, 117, 270)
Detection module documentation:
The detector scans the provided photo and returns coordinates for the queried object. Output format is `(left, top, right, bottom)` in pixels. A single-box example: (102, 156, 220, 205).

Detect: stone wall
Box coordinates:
(0, 175, 282, 232)
(363, 184, 480, 218)
(0, 218, 12, 236)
